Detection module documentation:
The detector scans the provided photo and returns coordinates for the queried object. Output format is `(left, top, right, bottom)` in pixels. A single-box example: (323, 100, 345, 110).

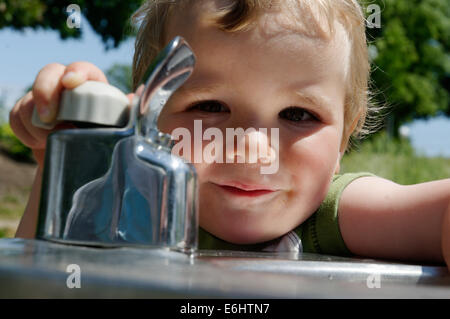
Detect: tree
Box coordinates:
(105, 64, 133, 93)
(0, 0, 143, 49)
(366, 0, 449, 136)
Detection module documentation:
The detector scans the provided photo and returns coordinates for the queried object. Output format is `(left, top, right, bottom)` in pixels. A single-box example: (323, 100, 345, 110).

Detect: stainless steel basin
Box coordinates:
(0, 238, 448, 298)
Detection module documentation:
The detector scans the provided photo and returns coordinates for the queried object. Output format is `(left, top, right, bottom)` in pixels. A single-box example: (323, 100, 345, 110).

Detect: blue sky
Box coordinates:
(0, 23, 134, 105)
(0, 20, 449, 157)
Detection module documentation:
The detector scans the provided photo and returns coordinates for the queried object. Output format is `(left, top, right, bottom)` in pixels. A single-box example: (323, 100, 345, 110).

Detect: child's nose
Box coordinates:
(224, 130, 277, 165)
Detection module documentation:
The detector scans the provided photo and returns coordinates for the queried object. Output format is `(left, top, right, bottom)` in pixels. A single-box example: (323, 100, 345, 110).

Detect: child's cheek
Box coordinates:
(286, 129, 342, 212)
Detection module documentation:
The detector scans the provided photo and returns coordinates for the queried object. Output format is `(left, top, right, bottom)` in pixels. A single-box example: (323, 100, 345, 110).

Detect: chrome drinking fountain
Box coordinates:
(3, 36, 449, 300)
(32, 36, 198, 252)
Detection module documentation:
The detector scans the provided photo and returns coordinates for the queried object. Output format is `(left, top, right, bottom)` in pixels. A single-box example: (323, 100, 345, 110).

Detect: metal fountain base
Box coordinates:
(0, 238, 449, 298)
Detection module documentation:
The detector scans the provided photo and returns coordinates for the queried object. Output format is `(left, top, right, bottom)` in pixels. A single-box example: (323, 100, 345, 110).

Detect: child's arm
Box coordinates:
(338, 176, 450, 265)
(442, 203, 450, 270)
(15, 167, 43, 238)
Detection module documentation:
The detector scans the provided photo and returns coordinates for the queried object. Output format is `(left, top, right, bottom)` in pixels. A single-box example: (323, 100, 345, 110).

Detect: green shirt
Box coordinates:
(198, 172, 375, 257)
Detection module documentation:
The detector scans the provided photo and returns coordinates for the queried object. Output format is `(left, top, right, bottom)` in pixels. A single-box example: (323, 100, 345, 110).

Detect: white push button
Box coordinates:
(32, 81, 130, 129)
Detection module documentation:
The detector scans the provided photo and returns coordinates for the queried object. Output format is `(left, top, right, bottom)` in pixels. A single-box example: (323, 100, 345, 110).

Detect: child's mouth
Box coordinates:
(213, 182, 277, 197)
(219, 185, 275, 197)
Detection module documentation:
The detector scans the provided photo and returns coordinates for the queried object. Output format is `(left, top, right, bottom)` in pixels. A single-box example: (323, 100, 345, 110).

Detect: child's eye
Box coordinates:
(279, 107, 318, 123)
(188, 100, 230, 113)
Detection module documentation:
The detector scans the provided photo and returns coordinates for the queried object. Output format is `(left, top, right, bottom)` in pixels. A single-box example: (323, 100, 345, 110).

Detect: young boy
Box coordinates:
(9, 0, 450, 269)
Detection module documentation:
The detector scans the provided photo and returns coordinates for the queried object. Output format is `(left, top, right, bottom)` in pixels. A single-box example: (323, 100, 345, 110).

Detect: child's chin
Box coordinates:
(208, 226, 281, 245)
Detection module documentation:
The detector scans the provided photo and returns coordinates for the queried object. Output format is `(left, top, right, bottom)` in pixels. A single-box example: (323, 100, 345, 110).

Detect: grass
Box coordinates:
(0, 195, 25, 220)
(341, 132, 450, 184)
(2, 194, 20, 204)
(0, 193, 27, 238)
(0, 228, 7, 238)
(0, 227, 15, 238)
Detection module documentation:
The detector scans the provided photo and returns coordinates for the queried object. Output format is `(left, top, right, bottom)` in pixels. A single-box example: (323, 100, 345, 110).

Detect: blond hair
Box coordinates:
(132, 0, 377, 150)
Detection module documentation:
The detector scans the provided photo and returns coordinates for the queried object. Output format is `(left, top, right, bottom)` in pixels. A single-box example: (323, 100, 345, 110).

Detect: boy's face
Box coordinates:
(157, 1, 350, 244)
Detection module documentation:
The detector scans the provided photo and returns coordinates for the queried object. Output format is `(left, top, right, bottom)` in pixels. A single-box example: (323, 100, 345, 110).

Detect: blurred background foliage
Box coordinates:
(0, 94, 32, 161)
(0, 122, 33, 161)
(0, 0, 142, 49)
(341, 132, 450, 184)
(105, 63, 133, 93)
(366, 0, 449, 136)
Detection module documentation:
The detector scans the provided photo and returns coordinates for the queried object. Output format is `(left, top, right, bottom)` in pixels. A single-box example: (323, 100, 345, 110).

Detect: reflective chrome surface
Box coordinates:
(137, 37, 195, 144)
(37, 36, 198, 251)
(0, 239, 448, 298)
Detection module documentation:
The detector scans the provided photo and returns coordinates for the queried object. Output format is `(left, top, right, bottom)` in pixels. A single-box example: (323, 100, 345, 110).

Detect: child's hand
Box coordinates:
(442, 202, 450, 272)
(9, 62, 109, 167)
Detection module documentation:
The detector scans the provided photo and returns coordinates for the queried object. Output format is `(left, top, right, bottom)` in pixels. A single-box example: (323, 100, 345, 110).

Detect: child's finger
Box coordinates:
(9, 93, 41, 149)
(61, 61, 108, 89)
(17, 92, 52, 149)
(32, 63, 66, 124)
(126, 93, 135, 104)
